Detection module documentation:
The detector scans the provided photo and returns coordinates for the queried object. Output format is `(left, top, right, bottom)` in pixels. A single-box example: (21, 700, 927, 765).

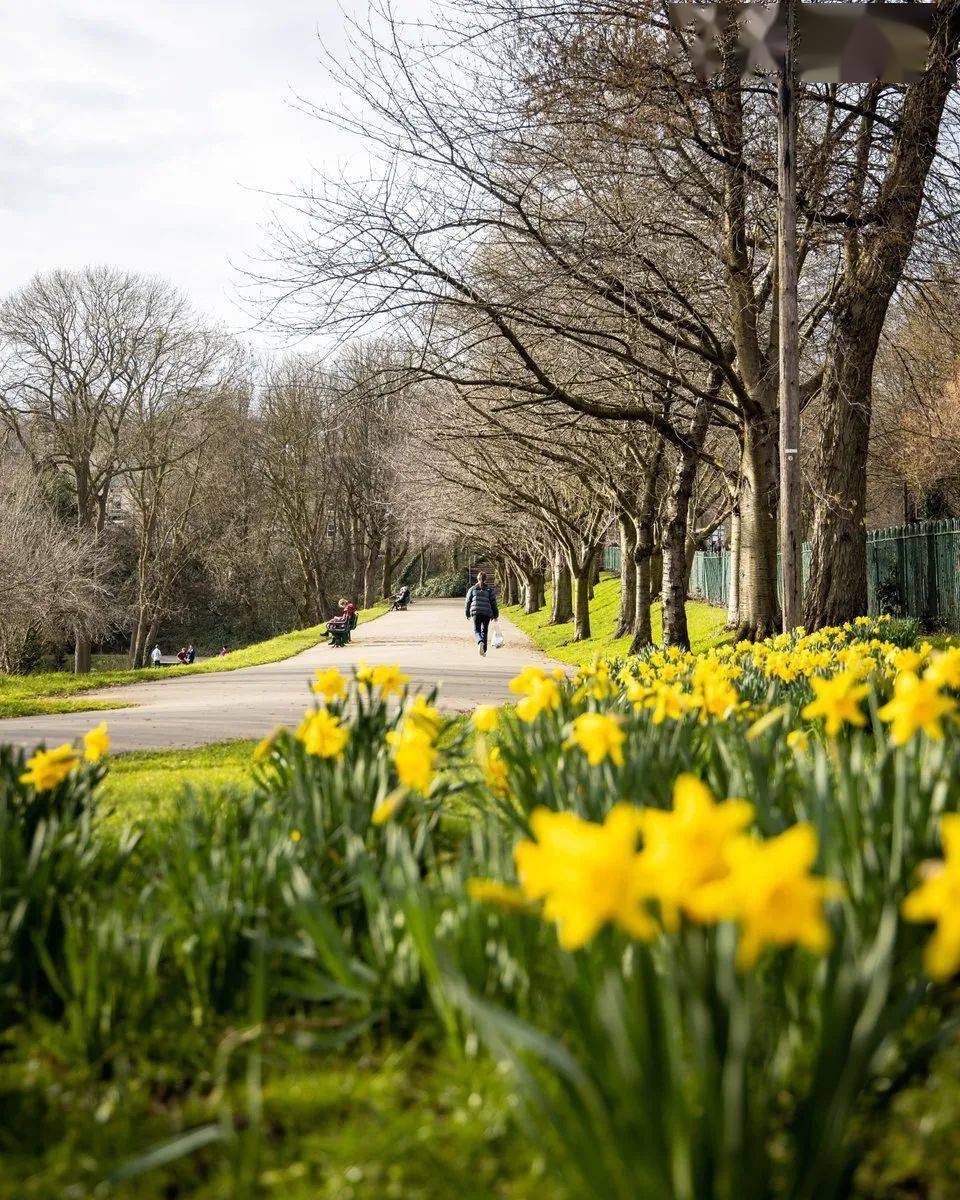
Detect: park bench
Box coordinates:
(328, 611, 359, 648)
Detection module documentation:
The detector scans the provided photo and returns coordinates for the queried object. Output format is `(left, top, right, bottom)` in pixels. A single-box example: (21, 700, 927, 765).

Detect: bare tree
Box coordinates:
(0, 267, 227, 670)
(0, 459, 109, 673)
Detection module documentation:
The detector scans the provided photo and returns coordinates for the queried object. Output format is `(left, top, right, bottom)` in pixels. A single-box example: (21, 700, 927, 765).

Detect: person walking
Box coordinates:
(150, 644, 162, 667)
(465, 571, 499, 656)
(187, 643, 196, 664)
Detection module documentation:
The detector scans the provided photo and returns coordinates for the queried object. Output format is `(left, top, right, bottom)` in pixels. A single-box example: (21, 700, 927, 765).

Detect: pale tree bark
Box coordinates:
(661, 396, 713, 648)
(735, 417, 780, 640)
(615, 512, 637, 637)
(550, 546, 574, 624)
(726, 506, 742, 629)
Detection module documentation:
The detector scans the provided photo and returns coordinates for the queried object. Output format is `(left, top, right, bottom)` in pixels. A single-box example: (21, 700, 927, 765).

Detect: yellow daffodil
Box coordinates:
(925, 648, 960, 691)
(472, 704, 499, 732)
(290, 829, 302, 842)
(515, 676, 561, 723)
(692, 674, 740, 720)
(644, 682, 691, 725)
(371, 663, 409, 696)
(372, 792, 405, 825)
(296, 708, 349, 759)
(687, 823, 842, 968)
(82, 722, 110, 763)
(746, 706, 787, 741)
(637, 775, 754, 930)
(355, 661, 374, 686)
(575, 660, 615, 701)
(253, 731, 277, 762)
(509, 665, 549, 695)
(564, 712, 625, 767)
(311, 667, 347, 702)
(764, 652, 800, 683)
(878, 672, 957, 744)
(387, 726, 437, 793)
(514, 805, 654, 949)
(406, 694, 442, 739)
(801, 672, 869, 736)
(902, 814, 960, 979)
(20, 743, 80, 791)
(467, 878, 530, 912)
(484, 746, 510, 798)
(786, 729, 809, 753)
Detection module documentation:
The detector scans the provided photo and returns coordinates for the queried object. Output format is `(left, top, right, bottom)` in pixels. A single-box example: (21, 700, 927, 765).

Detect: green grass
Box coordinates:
(0, 604, 390, 719)
(504, 575, 729, 665)
(0, 1036, 556, 1200)
(97, 739, 258, 828)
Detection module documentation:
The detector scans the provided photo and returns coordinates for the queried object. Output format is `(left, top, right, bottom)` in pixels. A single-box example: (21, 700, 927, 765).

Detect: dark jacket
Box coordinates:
(465, 584, 499, 621)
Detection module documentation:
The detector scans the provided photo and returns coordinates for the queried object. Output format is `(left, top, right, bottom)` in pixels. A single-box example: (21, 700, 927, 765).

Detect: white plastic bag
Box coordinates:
(491, 621, 505, 649)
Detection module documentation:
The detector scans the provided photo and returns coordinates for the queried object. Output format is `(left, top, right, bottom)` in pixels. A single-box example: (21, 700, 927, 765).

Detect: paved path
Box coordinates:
(0, 600, 567, 752)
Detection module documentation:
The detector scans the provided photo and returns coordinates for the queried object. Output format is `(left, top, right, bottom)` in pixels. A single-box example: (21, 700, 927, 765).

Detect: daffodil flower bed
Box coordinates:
(4, 616, 960, 1196)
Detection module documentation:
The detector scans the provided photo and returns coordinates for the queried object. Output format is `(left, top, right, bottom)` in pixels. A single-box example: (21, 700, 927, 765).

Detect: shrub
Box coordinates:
(883, 616, 921, 647)
(415, 572, 467, 598)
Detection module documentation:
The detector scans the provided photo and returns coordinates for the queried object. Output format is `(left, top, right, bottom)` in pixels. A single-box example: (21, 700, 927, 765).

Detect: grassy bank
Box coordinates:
(0, 604, 389, 720)
(503, 575, 728, 665)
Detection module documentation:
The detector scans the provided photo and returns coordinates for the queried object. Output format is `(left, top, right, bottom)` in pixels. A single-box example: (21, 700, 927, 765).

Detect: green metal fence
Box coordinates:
(687, 519, 960, 628)
(603, 544, 621, 573)
(690, 545, 813, 609)
(866, 519, 960, 627)
(689, 551, 732, 607)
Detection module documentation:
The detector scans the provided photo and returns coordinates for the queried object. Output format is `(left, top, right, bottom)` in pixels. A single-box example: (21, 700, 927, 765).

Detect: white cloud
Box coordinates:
(0, 0, 432, 344)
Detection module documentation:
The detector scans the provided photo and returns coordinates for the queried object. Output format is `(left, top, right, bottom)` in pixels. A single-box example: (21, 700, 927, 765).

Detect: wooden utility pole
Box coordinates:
(777, 0, 802, 630)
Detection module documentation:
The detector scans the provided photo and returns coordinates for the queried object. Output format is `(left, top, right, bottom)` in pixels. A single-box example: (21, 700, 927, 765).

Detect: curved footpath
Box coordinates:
(0, 599, 567, 752)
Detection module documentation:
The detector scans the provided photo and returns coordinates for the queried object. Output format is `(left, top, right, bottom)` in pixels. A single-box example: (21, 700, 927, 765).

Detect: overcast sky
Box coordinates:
(0, 1, 428, 344)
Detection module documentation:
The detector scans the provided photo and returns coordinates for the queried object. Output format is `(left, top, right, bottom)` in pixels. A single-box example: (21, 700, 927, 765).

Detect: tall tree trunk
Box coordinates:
(550, 549, 574, 624)
(74, 634, 92, 674)
(661, 504, 692, 650)
(615, 514, 637, 637)
(804, 26, 958, 625)
(662, 400, 712, 648)
(129, 610, 150, 668)
(381, 533, 393, 599)
(633, 547, 653, 651)
(362, 541, 379, 609)
(146, 614, 160, 646)
(573, 565, 592, 641)
(736, 419, 779, 640)
(523, 565, 545, 615)
(503, 567, 517, 607)
(726, 506, 742, 629)
(418, 547, 427, 587)
(629, 463, 660, 652)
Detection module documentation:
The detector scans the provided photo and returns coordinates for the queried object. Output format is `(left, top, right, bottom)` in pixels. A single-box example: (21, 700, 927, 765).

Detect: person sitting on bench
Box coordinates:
(391, 585, 411, 611)
(325, 598, 358, 647)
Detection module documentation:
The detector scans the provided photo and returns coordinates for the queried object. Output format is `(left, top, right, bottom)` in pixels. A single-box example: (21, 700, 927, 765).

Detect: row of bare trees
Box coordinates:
(0, 268, 423, 672)
(253, 0, 960, 641)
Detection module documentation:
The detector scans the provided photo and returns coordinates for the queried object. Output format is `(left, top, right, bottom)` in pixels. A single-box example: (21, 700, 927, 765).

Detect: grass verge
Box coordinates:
(97, 739, 258, 828)
(503, 575, 729, 665)
(0, 604, 390, 719)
